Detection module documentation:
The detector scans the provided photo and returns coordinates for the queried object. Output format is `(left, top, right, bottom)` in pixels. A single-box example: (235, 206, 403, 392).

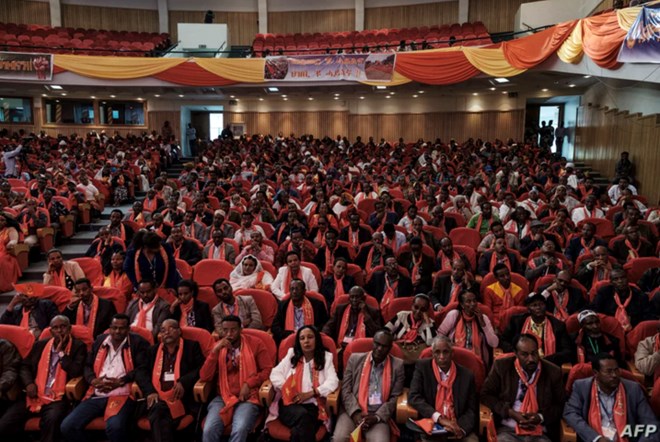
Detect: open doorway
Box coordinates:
(180, 105, 223, 157)
(209, 113, 224, 140)
(538, 105, 561, 152)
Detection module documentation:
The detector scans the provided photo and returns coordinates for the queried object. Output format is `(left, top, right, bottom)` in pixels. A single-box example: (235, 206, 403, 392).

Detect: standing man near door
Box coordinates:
(186, 123, 197, 158)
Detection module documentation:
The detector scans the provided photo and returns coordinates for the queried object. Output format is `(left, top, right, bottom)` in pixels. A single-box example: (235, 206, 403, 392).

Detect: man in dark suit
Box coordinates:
(408, 335, 479, 441)
(576, 246, 614, 292)
(591, 268, 654, 331)
(366, 256, 414, 304)
(142, 319, 205, 442)
(339, 212, 372, 249)
(322, 286, 383, 348)
(477, 238, 523, 277)
(563, 222, 607, 264)
(397, 236, 436, 294)
(167, 226, 202, 266)
(500, 293, 574, 367)
(610, 225, 654, 265)
(367, 200, 399, 231)
(126, 279, 172, 340)
(537, 270, 586, 321)
(313, 229, 353, 276)
(319, 257, 356, 310)
(428, 206, 457, 234)
(481, 333, 564, 441)
(271, 279, 328, 343)
(333, 329, 405, 441)
(85, 227, 126, 275)
(354, 232, 393, 272)
(0, 316, 87, 442)
(0, 284, 59, 339)
(429, 259, 479, 311)
(564, 354, 660, 442)
(63, 278, 117, 338)
(61, 314, 151, 442)
(571, 310, 626, 367)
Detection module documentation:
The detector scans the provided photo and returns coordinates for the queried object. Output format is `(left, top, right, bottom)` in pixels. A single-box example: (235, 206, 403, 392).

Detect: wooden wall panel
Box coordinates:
(62, 4, 159, 33)
(268, 10, 355, 35)
(365, 2, 459, 30)
(148, 111, 180, 139)
(575, 105, 660, 204)
(0, 0, 50, 26)
(169, 11, 258, 45)
(469, 0, 539, 33)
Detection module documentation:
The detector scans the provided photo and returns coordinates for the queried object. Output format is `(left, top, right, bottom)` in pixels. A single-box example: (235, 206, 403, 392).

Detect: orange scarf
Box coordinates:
(592, 264, 611, 288)
(180, 299, 194, 326)
(283, 267, 300, 296)
(217, 341, 258, 426)
(499, 283, 514, 311)
(454, 313, 481, 357)
(580, 237, 596, 256)
(87, 340, 135, 421)
(513, 359, 542, 436)
(357, 353, 400, 438)
(381, 277, 398, 308)
(614, 290, 632, 332)
(433, 359, 456, 420)
(152, 339, 185, 419)
(489, 251, 511, 273)
(27, 338, 72, 412)
(334, 276, 345, 300)
(440, 251, 460, 271)
(207, 243, 225, 260)
(221, 299, 240, 318)
(337, 307, 365, 345)
(324, 247, 334, 275)
(588, 380, 628, 442)
(50, 268, 67, 288)
(349, 228, 359, 248)
(550, 290, 569, 321)
(130, 212, 146, 227)
(624, 239, 640, 261)
(576, 331, 613, 364)
(401, 313, 422, 343)
(284, 297, 315, 331)
(20, 307, 31, 328)
(365, 246, 384, 273)
(114, 224, 126, 243)
(411, 254, 423, 283)
(144, 197, 159, 211)
(76, 296, 99, 331)
(521, 316, 556, 357)
(134, 248, 169, 288)
(282, 359, 329, 424)
(136, 297, 158, 329)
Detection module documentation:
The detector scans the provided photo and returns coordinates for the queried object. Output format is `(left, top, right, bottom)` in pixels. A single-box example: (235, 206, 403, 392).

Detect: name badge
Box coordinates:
(602, 425, 616, 440)
(164, 372, 176, 382)
(368, 391, 382, 406)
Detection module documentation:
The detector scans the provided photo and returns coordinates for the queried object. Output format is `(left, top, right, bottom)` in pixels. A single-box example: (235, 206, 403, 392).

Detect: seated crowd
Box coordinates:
(0, 130, 659, 441)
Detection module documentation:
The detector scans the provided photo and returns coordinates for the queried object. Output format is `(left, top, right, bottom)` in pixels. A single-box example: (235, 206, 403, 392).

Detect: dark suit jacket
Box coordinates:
(564, 378, 660, 442)
(0, 299, 59, 333)
(313, 245, 353, 274)
(610, 238, 654, 264)
(409, 360, 478, 436)
(342, 352, 405, 422)
(19, 338, 87, 389)
(477, 250, 523, 277)
(271, 296, 328, 343)
(85, 240, 125, 275)
(366, 272, 414, 303)
(591, 285, 654, 328)
(143, 338, 205, 409)
(481, 357, 564, 435)
(354, 244, 393, 270)
(63, 296, 117, 338)
(500, 314, 574, 366)
(126, 298, 172, 339)
(319, 274, 356, 308)
(569, 332, 626, 368)
(538, 284, 586, 316)
(339, 226, 372, 245)
(367, 211, 399, 230)
(397, 252, 436, 293)
(639, 267, 660, 294)
(84, 332, 151, 394)
(174, 239, 203, 266)
(429, 275, 479, 309)
(321, 303, 383, 344)
(0, 339, 20, 397)
(564, 236, 607, 264)
(170, 299, 214, 332)
(520, 233, 561, 258)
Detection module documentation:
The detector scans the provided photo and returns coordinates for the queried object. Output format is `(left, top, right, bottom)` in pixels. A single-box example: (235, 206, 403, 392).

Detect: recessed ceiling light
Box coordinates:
(41, 93, 47, 97)
(308, 97, 313, 101)
(389, 92, 395, 95)
(178, 94, 184, 97)
(376, 86, 387, 90)
(334, 93, 340, 97)
(583, 75, 591, 78)
(494, 77, 509, 83)
(283, 98, 288, 101)
(230, 95, 235, 98)
(489, 87, 496, 91)
(359, 96, 365, 100)
(235, 98, 239, 101)
(502, 91, 507, 94)
(385, 96, 391, 99)
(137, 97, 144, 101)
(50, 85, 63, 90)
(542, 88, 548, 92)
(61, 93, 67, 96)
(412, 94, 418, 98)
(154, 94, 160, 98)
(110, 94, 116, 98)
(472, 92, 478, 96)
(267, 87, 279, 92)
(418, 90, 425, 94)
(259, 98, 264, 101)
(568, 84, 576, 88)
(281, 94, 287, 98)
(55, 100, 60, 103)
(333, 97, 339, 100)
(91, 96, 96, 99)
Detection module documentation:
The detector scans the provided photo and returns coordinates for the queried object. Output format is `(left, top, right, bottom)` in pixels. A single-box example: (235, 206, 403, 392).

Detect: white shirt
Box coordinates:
(608, 184, 637, 204)
(270, 348, 339, 404)
(233, 225, 266, 248)
(271, 266, 319, 300)
(96, 336, 131, 397)
(76, 182, 99, 201)
(571, 206, 605, 225)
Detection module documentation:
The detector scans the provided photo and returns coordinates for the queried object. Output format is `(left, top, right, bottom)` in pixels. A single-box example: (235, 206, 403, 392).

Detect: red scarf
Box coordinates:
(324, 246, 335, 275)
(454, 313, 481, 357)
(365, 246, 384, 272)
(381, 277, 398, 308)
(221, 299, 240, 318)
(152, 339, 185, 419)
(337, 307, 365, 345)
(283, 267, 300, 296)
(614, 290, 632, 332)
(143, 197, 158, 212)
(217, 341, 258, 426)
(588, 380, 628, 442)
(49, 268, 67, 288)
(411, 254, 423, 283)
(20, 307, 31, 328)
(550, 290, 569, 321)
(281, 359, 328, 425)
(334, 276, 345, 300)
(489, 251, 511, 273)
(624, 239, 640, 261)
(576, 330, 613, 363)
(432, 359, 457, 420)
(87, 340, 135, 420)
(207, 243, 226, 260)
(521, 317, 556, 357)
(349, 228, 360, 248)
(401, 313, 422, 343)
(357, 353, 400, 439)
(180, 299, 194, 326)
(136, 297, 158, 329)
(76, 296, 99, 331)
(284, 297, 315, 331)
(439, 251, 460, 271)
(580, 237, 596, 256)
(27, 338, 72, 412)
(513, 359, 542, 436)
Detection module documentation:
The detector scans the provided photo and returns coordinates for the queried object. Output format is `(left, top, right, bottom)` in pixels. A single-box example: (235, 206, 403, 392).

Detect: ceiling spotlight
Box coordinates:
(61, 93, 67, 96)
(376, 86, 387, 90)
(259, 98, 264, 101)
(50, 85, 63, 90)
(489, 87, 496, 91)
(308, 97, 313, 101)
(178, 94, 184, 97)
(281, 94, 287, 98)
(334, 93, 340, 96)
(91, 96, 96, 99)
(472, 92, 478, 96)
(267, 87, 279, 92)
(583, 75, 591, 78)
(494, 77, 509, 83)
(333, 96, 339, 100)
(283, 97, 288, 101)
(502, 91, 507, 94)
(110, 94, 116, 98)
(412, 94, 418, 98)
(41, 93, 47, 97)
(154, 94, 160, 98)
(137, 97, 144, 101)
(418, 90, 425, 94)
(235, 98, 240, 101)
(389, 92, 395, 95)
(359, 96, 365, 100)
(541, 88, 548, 92)
(230, 95, 235, 98)
(568, 84, 576, 88)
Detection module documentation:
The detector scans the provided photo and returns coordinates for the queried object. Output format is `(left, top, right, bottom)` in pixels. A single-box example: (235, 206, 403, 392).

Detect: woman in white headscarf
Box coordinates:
(229, 254, 274, 290)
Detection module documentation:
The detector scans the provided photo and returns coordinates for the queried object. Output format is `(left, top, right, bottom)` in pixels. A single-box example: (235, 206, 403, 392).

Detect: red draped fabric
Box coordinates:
(502, 20, 578, 69)
(153, 62, 238, 86)
(581, 12, 628, 69)
(394, 49, 480, 85)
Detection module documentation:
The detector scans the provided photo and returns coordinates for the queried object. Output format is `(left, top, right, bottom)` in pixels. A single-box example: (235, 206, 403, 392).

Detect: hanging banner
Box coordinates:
(0, 52, 53, 81)
(264, 53, 396, 82)
(618, 5, 660, 63)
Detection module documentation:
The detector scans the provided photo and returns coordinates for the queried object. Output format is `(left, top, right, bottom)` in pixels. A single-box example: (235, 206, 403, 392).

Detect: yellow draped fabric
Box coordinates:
(194, 58, 265, 83)
(617, 6, 642, 31)
(556, 20, 584, 64)
(54, 55, 186, 79)
(360, 70, 411, 86)
(462, 46, 527, 77)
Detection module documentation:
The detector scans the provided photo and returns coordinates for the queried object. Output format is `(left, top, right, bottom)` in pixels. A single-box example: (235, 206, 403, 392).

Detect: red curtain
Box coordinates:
(502, 20, 578, 69)
(394, 50, 479, 85)
(153, 62, 238, 86)
(581, 12, 627, 69)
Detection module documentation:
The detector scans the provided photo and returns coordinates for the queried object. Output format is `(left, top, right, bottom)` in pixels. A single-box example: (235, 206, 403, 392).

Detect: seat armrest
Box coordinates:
(479, 403, 493, 436)
(37, 227, 54, 238)
(327, 381, 341, 415)
(193, 380, 213, 403)
(259, 379, 274, 407)
(626, 361, 646, 385)
(395, 388, 418, 424)
(66, 377, 87, 401)
(561, 419, 577, 442)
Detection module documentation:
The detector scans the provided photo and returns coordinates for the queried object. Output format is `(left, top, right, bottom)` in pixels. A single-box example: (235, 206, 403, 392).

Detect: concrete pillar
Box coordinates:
(49, 0, 61, 27)
(458, 0, 469, 24)
(258, 0, 268, 34)
(158, 0, 169, 35)
(355, 0, 364, 31)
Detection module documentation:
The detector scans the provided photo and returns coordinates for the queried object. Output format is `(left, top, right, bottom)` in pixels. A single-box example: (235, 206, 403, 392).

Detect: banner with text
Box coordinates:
(264, 53, 396, 82)
(0, 52, 53, 81)
(618, 5, 660, 63)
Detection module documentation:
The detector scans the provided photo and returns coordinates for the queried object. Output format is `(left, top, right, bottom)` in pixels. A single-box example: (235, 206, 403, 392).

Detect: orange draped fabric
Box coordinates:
(581, 11, 628, 69)
(394, 49, 480, 85)
(502, 20, 578, 69)
(153, 62, 238, 86)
